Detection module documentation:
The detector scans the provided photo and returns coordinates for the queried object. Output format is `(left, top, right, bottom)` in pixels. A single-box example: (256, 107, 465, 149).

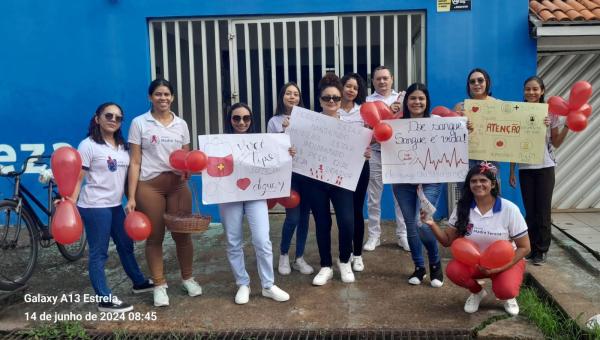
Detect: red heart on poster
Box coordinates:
(237, 178, 251, 190)
(472, 106, 479, 112)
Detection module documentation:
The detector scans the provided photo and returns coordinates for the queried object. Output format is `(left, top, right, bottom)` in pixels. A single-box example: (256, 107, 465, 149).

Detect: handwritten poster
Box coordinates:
(465, 99, 548, 164)
(197, 134, 292, 204)
(381, 117, 469, 184)
(287, 107, 372, 191)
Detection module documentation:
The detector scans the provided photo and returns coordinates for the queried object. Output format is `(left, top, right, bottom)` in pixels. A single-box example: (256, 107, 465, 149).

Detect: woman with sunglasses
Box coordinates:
(392, 83, 444, 287)
(509, 76, 569, 266)
(267, 83, 314, 276)
(309, 73, 363, 286)
(126, 78, 202, 307)
(220, 102, 290, 304)
(338, 73, 370, 272)
(71, 102, 153, 313)
(422, 163, 530, 316)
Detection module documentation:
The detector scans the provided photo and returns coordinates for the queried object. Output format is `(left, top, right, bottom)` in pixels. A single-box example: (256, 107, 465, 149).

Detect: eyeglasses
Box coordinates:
(469, 77, 485, 85)
(232, 115, 251, 123)
(320, 95, 342, 102)
(102, 112, 123, 122)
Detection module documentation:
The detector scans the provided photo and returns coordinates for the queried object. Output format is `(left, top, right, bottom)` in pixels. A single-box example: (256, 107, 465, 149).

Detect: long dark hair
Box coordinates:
(454, 163, 500, 236)
(340, 73, 367, 104)
(275, 82, 304, 115)
(402, 82, 431, 118)
(466, 68, 492, 98)
(87, 102, 127, 148)
(224, 102, 255, 134)
(523, 76, 545, 103)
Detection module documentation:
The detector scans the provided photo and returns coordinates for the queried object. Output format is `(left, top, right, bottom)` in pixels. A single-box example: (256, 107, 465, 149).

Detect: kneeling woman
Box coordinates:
(423, 163, 530, 316)
(219, 102, 290, 304)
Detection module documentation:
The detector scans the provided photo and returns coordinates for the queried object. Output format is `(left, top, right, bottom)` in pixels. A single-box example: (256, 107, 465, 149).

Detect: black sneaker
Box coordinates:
(525, 251, 536, 261)
(532, 253, 546, 266)
(408, 267, 426, 285)
(97, 296, 133, 313)
(429, 262, 444, 288)
(132, 279, 154, 294)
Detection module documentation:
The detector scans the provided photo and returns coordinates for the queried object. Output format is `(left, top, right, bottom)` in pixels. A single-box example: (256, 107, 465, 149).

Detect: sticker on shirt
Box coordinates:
(465, 223, 473, 236)
(107, 156, 118, 172)
(150, 135, 160, 145)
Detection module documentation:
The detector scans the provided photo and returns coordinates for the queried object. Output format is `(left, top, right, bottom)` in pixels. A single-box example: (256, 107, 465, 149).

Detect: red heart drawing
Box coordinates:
(472, 106, 479, 112)
(237, 178, 251, 190)
(496, 140, 504, 148)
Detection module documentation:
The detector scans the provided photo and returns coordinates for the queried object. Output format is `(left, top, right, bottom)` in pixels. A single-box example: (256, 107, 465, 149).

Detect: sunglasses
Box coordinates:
(469, 77, 485, 85)
(232, 115, 251, 123)
(102, 112, 123, 123)
(320, 95, 342, 102)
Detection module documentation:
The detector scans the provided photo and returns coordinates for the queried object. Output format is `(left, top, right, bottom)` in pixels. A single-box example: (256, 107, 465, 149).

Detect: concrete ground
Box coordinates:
(1, 212, 599, 338)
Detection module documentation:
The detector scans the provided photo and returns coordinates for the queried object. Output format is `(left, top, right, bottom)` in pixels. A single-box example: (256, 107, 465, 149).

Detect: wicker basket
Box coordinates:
(164, 212, 211, 233)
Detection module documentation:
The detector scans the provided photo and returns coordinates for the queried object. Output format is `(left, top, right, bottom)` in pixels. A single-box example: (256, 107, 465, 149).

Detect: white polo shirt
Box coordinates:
(128, 111, 190, 181)
(77, 137, 129, 208)
(338, 103, 363, 127)
(448, 197, 528, 252)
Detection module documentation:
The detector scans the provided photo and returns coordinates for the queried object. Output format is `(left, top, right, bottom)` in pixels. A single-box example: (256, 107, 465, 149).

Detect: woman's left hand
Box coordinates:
(288, 146, 297, 157)
(467, 120, 474, 133)
(390, 102, 402, 113)
(476, 264, 503, 276)
(363, 146, 371, 160)
(543, 116, 551, 127)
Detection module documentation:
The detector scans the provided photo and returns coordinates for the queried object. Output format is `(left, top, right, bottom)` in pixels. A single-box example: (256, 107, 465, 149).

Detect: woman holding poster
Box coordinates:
(267, 83, 314, 276)
(126, 79, 202, 307)
(509, 76, 569, 265)
(392, 83, 445, 287)
(339, 72, 371, 272)
(219, 102, 290, 305)
(422, 163, 530, 316)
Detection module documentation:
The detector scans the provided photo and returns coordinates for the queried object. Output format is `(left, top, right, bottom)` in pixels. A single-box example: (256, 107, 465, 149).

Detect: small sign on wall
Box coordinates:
(437, 0, 471, 12)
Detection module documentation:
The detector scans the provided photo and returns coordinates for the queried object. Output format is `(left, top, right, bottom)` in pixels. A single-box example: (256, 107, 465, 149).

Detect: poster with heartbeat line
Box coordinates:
(465, 99, 548, 164)
(381, 117, 469, 184)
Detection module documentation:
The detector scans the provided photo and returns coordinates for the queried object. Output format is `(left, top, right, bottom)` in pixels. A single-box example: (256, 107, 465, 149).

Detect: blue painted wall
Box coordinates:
(0, 0, 536, 221)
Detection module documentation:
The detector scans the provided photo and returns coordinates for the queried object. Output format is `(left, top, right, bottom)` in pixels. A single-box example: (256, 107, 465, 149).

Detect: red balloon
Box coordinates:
(569, 80, 593, 110)
(450, 238, 481, 267)
(431, 106, 451, 117)
(51, 146, 82, 197)
(479, 240, 515, 269)
(566, 113, 588, 132)
(576, 103, 592, 118)
(124, 211, 152, 241)
(267, 198, 278, 209)
(185, 150, 208, 173)
(374, 101, 394, 120)
(443, 111, 461, 117)
(548, 96, 570, 116)
(360, 102, 381, 128)
(373, 122, 393, 142)
(169, 149, 189, 171)
(51, 200, 83, 245)
(279, 190, 301, 209)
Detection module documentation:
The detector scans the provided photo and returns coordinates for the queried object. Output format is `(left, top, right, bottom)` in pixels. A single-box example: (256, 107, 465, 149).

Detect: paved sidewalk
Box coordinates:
(552, 212, 600, 261)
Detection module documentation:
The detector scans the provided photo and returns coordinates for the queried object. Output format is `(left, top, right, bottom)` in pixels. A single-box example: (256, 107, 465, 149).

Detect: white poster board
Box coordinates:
(287, 107, 372, 191)
(197, 134, 292, 204)
(381, 117, 469, 184)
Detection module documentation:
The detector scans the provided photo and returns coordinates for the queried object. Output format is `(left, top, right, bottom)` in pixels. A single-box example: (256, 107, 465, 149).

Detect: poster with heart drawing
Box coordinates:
(197, 134, 292, 204)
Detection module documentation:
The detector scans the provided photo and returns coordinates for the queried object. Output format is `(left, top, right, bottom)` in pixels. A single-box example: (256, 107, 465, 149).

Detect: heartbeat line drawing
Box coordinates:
(416, 148, 468, 171)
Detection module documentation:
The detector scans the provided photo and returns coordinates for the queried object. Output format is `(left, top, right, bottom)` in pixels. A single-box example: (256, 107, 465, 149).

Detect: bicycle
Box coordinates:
(0, 155, 87, 291)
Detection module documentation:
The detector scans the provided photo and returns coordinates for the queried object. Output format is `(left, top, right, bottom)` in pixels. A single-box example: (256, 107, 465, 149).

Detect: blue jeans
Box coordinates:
(78, 206, 146, 297)
(392, 184, 441, 268)
(280, 174, 310, 258)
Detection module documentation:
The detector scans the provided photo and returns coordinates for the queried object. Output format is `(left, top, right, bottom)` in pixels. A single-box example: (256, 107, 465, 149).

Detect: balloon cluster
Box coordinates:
(50, 147, 84, 245)
(267, 190, 301, 209)
(450, 238, 515, 270)
(360, 101, 395, 142)
(431, 106, 461, 117)
(548, 81, 593, 132)
(169, 150, 208, 173)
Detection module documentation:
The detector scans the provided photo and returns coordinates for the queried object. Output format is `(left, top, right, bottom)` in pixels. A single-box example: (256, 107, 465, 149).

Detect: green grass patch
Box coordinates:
(19, 321, 89, 339)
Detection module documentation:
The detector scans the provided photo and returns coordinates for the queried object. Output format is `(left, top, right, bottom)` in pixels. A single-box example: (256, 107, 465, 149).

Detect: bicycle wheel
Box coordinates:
(0, 200, 39, 291)
(57, 226, 87, 261)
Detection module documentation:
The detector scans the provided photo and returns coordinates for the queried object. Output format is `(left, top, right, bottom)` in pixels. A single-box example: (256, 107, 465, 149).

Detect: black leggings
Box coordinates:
(519, 167, 555, 255)
(352, 161, 370, 256)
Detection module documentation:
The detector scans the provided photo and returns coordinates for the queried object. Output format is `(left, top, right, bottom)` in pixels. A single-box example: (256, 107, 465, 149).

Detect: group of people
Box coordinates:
(71, 66, 569, 317)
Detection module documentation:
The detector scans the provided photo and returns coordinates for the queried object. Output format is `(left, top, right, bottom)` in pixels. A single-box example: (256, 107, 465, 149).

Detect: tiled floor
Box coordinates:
(553, 212, 600, 253)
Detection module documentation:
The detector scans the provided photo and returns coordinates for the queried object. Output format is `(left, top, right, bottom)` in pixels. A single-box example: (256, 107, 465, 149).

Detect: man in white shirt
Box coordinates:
(363, 66, 409, 251)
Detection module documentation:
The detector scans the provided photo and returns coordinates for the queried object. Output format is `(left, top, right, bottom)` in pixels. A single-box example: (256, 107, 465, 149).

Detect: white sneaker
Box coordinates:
(503, 298, 519, 316)
(363, 237, 380, 251)
(398, 237, 410, 252)
(464, 289, 487, 313)
(312, 267, 334, 286)
(153, 284, 169, 307)
(292, 257, 314, 275)
(262, 285, 290, 302)
(235, 285, 250, 305)
(278, 254, 291, 275)
(352, 256, 364, 272)
(338, 261, 355, 283)
(182, 278, 202, 297)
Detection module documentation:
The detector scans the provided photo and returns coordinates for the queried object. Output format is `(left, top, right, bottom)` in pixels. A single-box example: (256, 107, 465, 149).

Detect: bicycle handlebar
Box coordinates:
(0, 155, 51, 178)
